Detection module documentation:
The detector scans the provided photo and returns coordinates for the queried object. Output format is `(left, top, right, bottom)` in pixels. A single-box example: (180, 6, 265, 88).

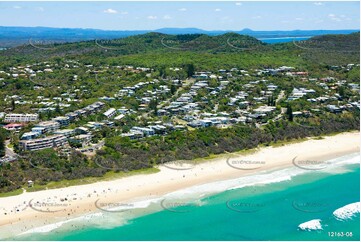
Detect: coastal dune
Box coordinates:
(0, 131, 359, 239)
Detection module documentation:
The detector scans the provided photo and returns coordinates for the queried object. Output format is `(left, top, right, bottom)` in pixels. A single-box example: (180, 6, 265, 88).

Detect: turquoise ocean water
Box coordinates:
(15, 153, 360, 241)
(259, 36, 310, 44)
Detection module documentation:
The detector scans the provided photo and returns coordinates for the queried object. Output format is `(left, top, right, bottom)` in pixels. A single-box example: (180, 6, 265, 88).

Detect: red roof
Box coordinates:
(4, 123, 24, 128)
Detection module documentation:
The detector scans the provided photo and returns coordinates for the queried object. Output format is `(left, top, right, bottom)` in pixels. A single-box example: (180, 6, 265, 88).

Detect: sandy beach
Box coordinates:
(0, 131, 359, 239)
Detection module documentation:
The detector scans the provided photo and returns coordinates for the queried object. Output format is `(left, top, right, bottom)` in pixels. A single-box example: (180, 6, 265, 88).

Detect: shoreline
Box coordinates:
(0, 131, 359, 239)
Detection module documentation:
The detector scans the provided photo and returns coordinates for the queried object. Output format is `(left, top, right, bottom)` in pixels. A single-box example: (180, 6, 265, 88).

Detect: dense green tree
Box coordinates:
(11, 99, 15, 111)
(170, 84, 177, 95)
(149, 98, 158, 114)
(286, 104, 293, 122)
(184, 63, 195, 78)
(0, 128, 7, 157)
(55, 104, 61, 114)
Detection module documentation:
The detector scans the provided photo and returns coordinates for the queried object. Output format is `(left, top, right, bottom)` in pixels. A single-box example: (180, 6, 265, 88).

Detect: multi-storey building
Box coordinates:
(19, 135, 68, 151)
(4, 113, 39, 123)
(52, 116, 70, 127)
(53, 129, 75, 137)
(33, 121, 60, 133)
(21, 131, 41, 140)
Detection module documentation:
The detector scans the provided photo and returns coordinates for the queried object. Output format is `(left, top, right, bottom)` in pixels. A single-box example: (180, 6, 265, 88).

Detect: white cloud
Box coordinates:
(235, 2, 242, 6)
(313, 2, 323, 6)
(147, 15, 158, 20)
(178, 8, 187, 12)
(103, 8, 118, 14)
(163, 15, 172, 20)
(215, 8, 221, 12)
(13, 5, 22, 9)
(36, 7, 45, 12)
(120, 11, 128, 15)
(328, 13, 347, 22)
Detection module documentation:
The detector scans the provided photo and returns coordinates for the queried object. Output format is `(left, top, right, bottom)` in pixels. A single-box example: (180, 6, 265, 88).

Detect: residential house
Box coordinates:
(130, 127, 155, 136)
(103, 108, 116, 118)
(3, 123, 24, 131)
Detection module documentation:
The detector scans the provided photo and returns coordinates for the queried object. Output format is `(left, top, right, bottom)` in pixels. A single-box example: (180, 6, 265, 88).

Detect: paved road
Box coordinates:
(276, 90, 285, 104)
(5, 140, 17, 157)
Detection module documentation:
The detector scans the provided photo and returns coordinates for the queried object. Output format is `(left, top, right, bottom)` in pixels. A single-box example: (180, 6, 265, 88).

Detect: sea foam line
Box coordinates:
(333, 202, 360, 221)
(19, 212, 104, 235)
(298, 219, 323, 231)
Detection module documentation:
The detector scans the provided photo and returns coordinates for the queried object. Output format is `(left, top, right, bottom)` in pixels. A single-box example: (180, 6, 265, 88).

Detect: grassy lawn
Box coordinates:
(0, 189, 24, 198)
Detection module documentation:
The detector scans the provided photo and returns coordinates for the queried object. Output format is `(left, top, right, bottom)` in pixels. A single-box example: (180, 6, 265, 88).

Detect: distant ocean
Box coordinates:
(259, 36, 311, 44)
(15, 153, 360, 241)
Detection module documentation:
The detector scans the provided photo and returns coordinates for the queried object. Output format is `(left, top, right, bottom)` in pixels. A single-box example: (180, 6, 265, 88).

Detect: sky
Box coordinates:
(0, 1, 359, 31)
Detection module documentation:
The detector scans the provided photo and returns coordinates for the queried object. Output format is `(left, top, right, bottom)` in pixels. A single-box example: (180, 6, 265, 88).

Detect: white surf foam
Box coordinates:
(165, 153, 360, 199)
(163, 167, 303, 201)
(226, 168, 301, 191)
(104, 197, 163, 212)
(298, 219, 322, 231)
(324, 153, 359, 168)
(19, 212, 104, 235)
(333, 202, 360, 221)
(17, 153, 360, 237)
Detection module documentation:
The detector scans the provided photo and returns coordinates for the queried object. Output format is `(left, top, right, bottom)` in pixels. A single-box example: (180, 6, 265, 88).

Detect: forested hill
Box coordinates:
(0, 26, 357, 48)
(2, 32, 264, 56)
(0, 32, 359, 69)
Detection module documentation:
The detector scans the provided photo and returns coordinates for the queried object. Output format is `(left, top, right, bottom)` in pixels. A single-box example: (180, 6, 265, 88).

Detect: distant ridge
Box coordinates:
(0, 26, 359, 47)
(241, 28, 254, 33)
(154, 28, 210, 34)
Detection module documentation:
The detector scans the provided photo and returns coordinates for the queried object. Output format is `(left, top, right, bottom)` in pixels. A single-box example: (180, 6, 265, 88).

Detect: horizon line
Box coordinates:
(0, 25, 360, 32)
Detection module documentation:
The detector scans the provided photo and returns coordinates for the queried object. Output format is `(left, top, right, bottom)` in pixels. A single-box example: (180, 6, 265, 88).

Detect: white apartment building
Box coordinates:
(19, 135, 68, 151)
(53, 129, 76, 137)
(33, 121, 60, 133)
(4, 113, 39, 123)
(52, 116, 70, 127)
